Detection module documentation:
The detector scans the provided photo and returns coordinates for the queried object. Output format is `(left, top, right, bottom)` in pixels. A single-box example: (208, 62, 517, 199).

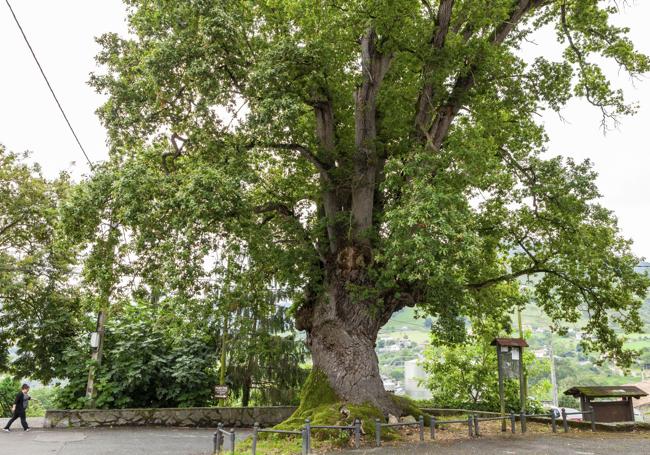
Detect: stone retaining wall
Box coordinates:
(44, 406, 297, 428)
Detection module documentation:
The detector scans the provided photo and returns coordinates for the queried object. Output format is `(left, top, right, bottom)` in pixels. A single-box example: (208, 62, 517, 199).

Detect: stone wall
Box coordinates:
(44, 406, 297, 428)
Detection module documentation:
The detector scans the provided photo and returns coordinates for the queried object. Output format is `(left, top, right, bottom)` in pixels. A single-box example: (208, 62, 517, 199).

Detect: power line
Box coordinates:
(4, 0, 94, 169)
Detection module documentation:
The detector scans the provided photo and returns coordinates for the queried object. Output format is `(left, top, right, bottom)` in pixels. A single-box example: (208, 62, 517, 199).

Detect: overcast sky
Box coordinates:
(1, 1, 648, 259)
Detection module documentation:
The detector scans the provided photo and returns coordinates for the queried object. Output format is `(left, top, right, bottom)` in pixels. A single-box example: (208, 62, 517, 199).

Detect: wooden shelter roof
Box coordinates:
(490, 337, 529, 347)
(564, 386, 648, 399)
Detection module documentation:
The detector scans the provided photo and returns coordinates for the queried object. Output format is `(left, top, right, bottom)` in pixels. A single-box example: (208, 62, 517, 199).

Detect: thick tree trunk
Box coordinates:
(308, 315, 396, 414)
(296, 249, 401, 416)
(242, 378, 251, 407)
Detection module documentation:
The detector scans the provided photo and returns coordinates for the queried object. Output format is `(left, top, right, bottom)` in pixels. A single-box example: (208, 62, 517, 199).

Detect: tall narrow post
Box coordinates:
(229, 430, 235, 455)
(301, 428, 308, 455)
(497, 344, 506, 432)
(418, 415, 424, 441)
(213, 430, 219, 454)
(375, 419, 381, 447)
(216, 423, 223, 453)
(550, 342, 558, 407)
(252, 423, 258, 455)
(520, 411, 527, 433)
(354, 419, 360, 448)
(474, 414, 480, 437)
(518, 309, 528, 411)
(85, 310, 107, 407)
(510, 411, 516, 434)
(468, 415, 474, 437)
(590, 406, 596, 432)
(430, 417, 436, 440)
(561, 408, 568, 433)
(219, 315, 228, 406)
(551, 410, 557, 433)
(305, 419, 311, 453)
(518, 345, 526, 415)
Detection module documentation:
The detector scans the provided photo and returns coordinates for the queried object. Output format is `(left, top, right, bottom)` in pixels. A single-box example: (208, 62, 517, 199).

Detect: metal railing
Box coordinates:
(214, 423, 236, 454)
(250, 418, 362, 455)
(374, 415, 425, 447)
(471, 412, 517, 436)
(251, 424, 305, 455)
(560, 406, 596, 433)
(430, 415, 476, 439)
(215, 406, 599, 453)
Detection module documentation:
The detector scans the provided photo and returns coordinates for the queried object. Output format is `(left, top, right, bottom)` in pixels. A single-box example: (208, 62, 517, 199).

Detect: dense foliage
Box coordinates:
(0, 146, 84, 382)
(71, 0, 650, 411)
(3, 0, 650, 414)
(0, 376, 19, 417)
(422, 322, 549, 412)
(54, 300, 216, 409)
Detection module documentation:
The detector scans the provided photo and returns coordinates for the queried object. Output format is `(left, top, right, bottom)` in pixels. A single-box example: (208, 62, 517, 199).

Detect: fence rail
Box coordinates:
(375, 416, 425, 446)
(248, 418, 362, 455)
(214, 406, 599, 454)
(214, 423, 236, 455)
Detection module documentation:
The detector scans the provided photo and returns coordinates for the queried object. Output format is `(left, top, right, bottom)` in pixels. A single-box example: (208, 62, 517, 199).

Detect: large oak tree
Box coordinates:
(87, 0, 649, 414)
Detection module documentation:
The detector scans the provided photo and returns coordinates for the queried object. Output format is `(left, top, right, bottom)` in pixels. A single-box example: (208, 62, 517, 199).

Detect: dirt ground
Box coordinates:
(335, 420, 650, 455)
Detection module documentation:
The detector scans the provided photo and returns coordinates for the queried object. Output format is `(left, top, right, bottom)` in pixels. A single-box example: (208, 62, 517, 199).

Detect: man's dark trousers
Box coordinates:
(4, 391, 29, 430)
(4, 409, 28, 430)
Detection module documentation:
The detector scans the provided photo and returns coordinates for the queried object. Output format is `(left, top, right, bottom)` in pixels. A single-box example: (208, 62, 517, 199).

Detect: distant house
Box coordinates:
(533, 347, 549, 359)
(404, 358, 432, 400)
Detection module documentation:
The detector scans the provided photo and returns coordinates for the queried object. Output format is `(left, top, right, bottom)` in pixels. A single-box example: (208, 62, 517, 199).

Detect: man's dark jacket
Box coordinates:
(13, 392, 29, 414)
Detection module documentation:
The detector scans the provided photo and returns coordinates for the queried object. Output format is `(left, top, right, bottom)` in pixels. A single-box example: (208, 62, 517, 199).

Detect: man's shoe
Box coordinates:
(3, 429, 10, 433)
(24, 428, 30, 432)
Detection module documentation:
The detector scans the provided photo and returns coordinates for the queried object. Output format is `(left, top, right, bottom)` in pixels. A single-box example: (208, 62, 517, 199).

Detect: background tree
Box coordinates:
(86, 0, 649, 415)
(57, 170, 308, 408)
(0, 145, 83, 382)
(423, 322, 550, 411)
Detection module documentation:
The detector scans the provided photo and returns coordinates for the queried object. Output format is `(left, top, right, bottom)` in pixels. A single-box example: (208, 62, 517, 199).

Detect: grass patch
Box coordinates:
(235, 437, 303, 455)
(249, 368, 408, 450)
(241, 369, 433, 453)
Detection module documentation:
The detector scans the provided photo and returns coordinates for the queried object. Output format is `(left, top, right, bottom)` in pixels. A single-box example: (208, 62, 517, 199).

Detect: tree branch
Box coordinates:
(414, 0, 455, 142)
(467, 265, 542, 290)
(253, 203, 326, 264)
(161, 132, 187, 174)
(268, 143, 332, 178)
(421, 0, 552, 150)
(351, 28, 393, 239)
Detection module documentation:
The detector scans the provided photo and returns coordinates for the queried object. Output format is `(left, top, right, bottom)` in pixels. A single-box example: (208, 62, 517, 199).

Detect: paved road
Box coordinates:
(0, 427, 252, 455)
(0, 417, 45, 429)
(344, 433, 650, 454)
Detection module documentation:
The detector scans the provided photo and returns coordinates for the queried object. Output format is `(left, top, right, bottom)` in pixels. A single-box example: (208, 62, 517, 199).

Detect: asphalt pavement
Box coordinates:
(2, 425, 649, 454)
(0, 426, 252, 455)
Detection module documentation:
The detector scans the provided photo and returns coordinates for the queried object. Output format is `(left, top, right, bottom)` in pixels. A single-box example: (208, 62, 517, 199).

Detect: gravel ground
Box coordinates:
(339, 431, 650, 454)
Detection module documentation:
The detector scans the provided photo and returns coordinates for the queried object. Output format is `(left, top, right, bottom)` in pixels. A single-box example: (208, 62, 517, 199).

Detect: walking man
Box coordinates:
(3, 383, 31, 432)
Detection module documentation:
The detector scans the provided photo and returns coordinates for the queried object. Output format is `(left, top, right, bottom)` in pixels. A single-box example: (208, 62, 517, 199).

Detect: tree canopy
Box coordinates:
(0, 145, 83, 382)
(7, 0, 650, 414)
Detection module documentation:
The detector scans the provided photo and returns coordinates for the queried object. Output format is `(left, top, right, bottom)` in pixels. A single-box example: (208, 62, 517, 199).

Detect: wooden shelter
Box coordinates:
(491, 338, 528, 431)
(564, 386, 648, 423)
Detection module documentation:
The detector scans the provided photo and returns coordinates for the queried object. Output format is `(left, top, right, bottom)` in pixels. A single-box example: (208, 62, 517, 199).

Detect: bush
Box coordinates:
(0, 376, 20, 417)
(55, 306, 218, 409)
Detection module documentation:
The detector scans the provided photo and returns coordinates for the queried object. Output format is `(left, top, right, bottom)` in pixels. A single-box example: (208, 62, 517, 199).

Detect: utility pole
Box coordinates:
(85, 310, 107, 406)
(549, 341, 559, 407)
(517, 308, 528, 412)
(219, 315, 228, 406)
